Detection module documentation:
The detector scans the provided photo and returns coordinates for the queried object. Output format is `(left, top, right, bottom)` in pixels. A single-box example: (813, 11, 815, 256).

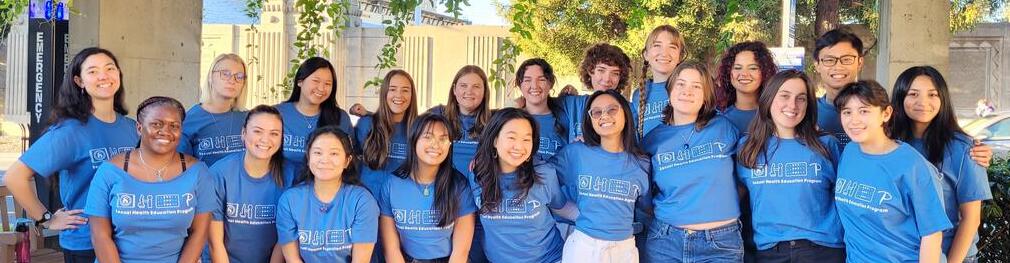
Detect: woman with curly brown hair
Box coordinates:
(560, 43, 633, 142)
(715, 41, 778, 134)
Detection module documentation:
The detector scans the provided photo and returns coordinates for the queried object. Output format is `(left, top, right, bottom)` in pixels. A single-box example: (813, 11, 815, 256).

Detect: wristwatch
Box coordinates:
(35, 211, 52, 228)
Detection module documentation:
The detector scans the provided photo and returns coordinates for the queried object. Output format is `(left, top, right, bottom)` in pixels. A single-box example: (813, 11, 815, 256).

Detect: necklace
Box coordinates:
(681, 128, 695, 150)
(138, 149, 173, 182)
(207, 107, 238, 152)
(413, 176, 433, 197)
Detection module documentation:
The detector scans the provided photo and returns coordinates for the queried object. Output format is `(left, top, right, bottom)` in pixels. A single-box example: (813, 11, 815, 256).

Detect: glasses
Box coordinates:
(588, 106, 621, 120)
(420, 134, 452, 146)
(214, 70, 247, 82)
(818, 55, 859, 66)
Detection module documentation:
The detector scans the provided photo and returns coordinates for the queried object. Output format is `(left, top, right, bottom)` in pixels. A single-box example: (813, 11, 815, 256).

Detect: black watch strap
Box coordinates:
(35, 211, 52, 227)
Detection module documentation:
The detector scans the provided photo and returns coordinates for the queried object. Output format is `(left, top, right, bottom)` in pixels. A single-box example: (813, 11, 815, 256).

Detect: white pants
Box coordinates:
(561, 229, 639, 263)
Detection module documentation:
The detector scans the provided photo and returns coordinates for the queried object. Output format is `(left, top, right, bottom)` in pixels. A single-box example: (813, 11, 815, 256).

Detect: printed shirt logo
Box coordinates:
(226, 203, 276, 225)
(197, 135, 243, 156)
(393, 209, 452, 231)
(390, 142, 408, 160)
(89, 147, 134, 167)
(297, 228, 353, 252)
(284, 134, 307, 153)
(749, 161, 824, 185)
(577, 175, 642, 203)
(114, 193, 196, 215)
(538, 137, 563, 157)
(835, 178, 893, 213)
(481, 198, 545, 221)
(654, 142, 730, 170)
(642, 100, 667, 122)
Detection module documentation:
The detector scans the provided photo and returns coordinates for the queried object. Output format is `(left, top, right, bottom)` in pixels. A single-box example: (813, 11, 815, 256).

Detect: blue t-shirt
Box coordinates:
(428, 106, 479, 175)
(550, 142, 650, 241)
(178, 105, 247, 166)
(84, 161, 216, 263)
(353, 115, 409, 194)
(276, 102, 353, 168)
(19, 115, 138, 250)
(465, 162, 566, 263)
(210, 152, 298, 263)
(835, 142, 953, 262)
(559, 95, 588, 143)
(735, 135, 844, 250)
(720, 105, 757, 135)
(817, 96, 850, 146)
(642, 117, 740, 226)
(531, 113, 568, 161)
(377, 174, 478, 260)
(276, 183, 379, 263)
(908, 134, 993, 257)
(630, 81, 669, 137)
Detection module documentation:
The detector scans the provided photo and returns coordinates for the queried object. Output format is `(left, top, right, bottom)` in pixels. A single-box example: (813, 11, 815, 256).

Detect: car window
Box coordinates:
(986, 118, 1010, 139)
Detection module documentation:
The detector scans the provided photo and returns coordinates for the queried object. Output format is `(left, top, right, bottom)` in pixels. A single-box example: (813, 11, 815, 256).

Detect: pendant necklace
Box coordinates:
(413, 176, 433, 197)
(681, 128, 695, 150)
(138, 149, 173, 182)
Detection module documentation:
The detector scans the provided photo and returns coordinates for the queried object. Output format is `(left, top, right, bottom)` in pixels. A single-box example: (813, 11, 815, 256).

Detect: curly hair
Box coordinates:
(579, 43, 631, 93)
(715, 41, 778, 110)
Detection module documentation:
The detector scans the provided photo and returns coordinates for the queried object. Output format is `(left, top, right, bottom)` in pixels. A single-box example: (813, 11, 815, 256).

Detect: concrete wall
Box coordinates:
(949, 23, 1010, 116)
(875, 0, 951, 88)
(70, 0, 202, 109)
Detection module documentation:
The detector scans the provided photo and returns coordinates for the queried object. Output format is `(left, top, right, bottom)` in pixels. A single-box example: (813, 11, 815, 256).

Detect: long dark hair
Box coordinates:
(738, 70, 830, 168)
(394, 113, 464, 227)
(662, 62, 718, 131)
(363, 70, 418, 169)
(889, 66, 968, 166)
(582, 90, 647, 158)
(51, 47, 129, 124)
(515, 58, 566, 138)
(285, 57, 344, 128)
(473, 108, 541, 214)
(444, 65, 491, 140)
(715, 41, 777, 111)
(243, 105, 287, 185)
(293, 126, 361, 186)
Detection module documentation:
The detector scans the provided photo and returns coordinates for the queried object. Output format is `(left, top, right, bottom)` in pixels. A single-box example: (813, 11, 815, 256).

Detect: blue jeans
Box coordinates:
(62, 248, 96, 263)
(644, 219, 744, 263)
(754, 239, 844, 263)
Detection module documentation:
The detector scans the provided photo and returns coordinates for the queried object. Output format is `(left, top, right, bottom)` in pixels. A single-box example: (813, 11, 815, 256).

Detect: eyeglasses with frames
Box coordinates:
(420, 133, 452, 146)
(818, 55, 859, 66)
(588, 106, 621, 120)
(214, 70, 247, 82)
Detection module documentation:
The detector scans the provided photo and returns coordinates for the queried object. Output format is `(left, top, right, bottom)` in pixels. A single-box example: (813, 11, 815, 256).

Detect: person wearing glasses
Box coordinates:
(179, 53, 250, 166)
(551, 90, 650, 262)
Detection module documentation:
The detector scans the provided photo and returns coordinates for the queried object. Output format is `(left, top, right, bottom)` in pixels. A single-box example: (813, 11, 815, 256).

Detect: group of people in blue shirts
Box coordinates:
(2, 24, 996, 263)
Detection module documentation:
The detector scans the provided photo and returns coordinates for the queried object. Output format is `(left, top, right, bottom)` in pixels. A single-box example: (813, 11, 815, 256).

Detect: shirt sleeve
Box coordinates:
(275, 191, 299, 245)
(457, 182, 478, 216)
(952, 143, 993, 203)
(535, 162, 566, 209)
(904, 164, 954, 237)
(84, 163, 114, 218)
(177, 129, 196, 156)
(210, 166, 227, 221)
(378, 180, 393, 216)
(195, 164, 217, 214)
(350, 190, 380, 244)
(352, 117, 370, 155)
(19, 124, 75, 177)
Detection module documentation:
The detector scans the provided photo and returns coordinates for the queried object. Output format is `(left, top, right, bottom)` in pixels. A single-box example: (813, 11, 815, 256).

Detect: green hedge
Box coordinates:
(979, 157, 1009, 262)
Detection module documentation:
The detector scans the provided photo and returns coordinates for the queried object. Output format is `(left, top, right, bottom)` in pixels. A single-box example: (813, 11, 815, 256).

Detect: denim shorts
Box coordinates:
(643, 219, 744, 263)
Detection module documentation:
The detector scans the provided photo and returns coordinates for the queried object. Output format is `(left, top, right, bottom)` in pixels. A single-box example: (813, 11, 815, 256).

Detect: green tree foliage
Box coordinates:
(980, 156, 1010, 262)
(503, 0, 1006, 78)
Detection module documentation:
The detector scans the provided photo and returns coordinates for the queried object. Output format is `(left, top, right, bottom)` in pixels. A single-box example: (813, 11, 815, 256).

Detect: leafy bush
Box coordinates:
(979, 157, 1009, 262)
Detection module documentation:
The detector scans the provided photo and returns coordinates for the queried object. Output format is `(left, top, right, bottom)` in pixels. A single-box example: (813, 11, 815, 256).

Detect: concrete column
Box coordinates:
(70, 0, 202, 109)
(875, 0, 951, 89)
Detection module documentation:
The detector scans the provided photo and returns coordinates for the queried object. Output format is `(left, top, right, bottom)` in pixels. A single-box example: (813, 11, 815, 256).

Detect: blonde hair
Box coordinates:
(637, 25, 687, 138)
(202, 53, 248, 111)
